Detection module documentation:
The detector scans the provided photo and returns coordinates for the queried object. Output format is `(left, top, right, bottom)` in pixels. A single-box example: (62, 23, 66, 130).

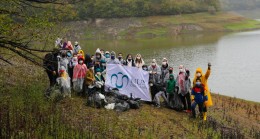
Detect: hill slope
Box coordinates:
(0, 56, 259, 139)
(58, 94, 260, 138)
(66, 12, 260, 40)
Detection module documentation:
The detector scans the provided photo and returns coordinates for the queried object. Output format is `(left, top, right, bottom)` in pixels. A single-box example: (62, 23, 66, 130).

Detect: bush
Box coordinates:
(208, 6, 217, 15)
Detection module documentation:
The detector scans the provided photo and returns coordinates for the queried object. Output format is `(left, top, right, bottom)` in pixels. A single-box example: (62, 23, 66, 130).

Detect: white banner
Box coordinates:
(105, 64, 151, 101)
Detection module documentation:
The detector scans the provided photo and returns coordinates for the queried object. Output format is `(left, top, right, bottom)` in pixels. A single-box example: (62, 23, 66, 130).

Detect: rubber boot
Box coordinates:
(203, 112, 207, 121)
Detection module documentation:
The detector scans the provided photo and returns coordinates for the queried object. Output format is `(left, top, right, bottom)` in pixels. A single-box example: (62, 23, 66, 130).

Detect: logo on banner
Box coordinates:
(111, 72, 129, 88)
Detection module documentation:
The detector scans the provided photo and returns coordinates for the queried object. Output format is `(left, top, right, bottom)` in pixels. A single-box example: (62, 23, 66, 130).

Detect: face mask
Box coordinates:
(111, 55, 115, 60)
(197, 73, 201, 77)
(169, 70, 173, 73)
(170, 77, 173, 80)
(128, 58, 132, 61)
(196, 82, 201, 86)
(143, 67, 148, 71)
(162, 62, 167, 65)
(96, 55, 100, 59)
(105, 54, 110, 58)
(179, 68, 184, 72)
(62, 54, 66, 58)
(79, 60, 83, 64)
(67, 53, 71, 57)
(118, 56, 122, 60)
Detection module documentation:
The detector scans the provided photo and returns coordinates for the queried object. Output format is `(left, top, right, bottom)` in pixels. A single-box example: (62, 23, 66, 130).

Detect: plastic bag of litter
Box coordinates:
(172, 92, 183, 111)
(127, 100, 140, 109)
(114, 101, 130, 112)
(105, 103, 115, 110)
(86, 92, 107, 108)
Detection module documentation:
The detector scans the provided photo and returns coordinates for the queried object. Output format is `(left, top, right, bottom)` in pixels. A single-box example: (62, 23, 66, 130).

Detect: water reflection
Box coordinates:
(80, 31, 260, 102)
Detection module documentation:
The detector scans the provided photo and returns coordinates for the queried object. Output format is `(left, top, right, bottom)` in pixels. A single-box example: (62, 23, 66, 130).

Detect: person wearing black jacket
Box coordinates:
(43, 51, 59, 88)
(124, 54, 135, 67)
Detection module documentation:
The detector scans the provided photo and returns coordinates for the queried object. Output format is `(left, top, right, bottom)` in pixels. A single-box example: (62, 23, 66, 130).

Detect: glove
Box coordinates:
(208, 62, 211, 69)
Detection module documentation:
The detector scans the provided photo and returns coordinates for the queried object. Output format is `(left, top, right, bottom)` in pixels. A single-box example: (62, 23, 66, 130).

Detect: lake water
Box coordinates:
(81, 30, 260, 102)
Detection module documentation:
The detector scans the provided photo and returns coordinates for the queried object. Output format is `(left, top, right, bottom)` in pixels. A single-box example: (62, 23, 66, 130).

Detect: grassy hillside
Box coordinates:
(66, 12, 260, 40)
(0, 61, 259, 138)
(57, 94, 260, 138)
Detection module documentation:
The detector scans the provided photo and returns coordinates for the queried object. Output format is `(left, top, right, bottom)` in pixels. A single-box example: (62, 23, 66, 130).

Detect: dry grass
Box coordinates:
(1, 55, 259, 138)
(57, 93, 260, 138)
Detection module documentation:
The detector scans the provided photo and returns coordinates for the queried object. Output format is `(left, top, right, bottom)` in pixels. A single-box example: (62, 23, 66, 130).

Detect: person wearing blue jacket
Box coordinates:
(191, 78, 208, 120)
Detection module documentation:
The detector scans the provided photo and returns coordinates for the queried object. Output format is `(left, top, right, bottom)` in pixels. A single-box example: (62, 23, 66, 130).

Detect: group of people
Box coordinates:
(43, 38, 213, 120)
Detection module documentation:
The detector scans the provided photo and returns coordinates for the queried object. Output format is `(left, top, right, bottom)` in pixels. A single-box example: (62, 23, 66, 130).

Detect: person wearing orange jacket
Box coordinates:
(192, 63, 212, 120)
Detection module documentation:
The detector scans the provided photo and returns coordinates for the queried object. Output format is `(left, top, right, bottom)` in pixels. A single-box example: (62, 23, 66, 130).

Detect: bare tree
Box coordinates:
(0, 0, 80, 67)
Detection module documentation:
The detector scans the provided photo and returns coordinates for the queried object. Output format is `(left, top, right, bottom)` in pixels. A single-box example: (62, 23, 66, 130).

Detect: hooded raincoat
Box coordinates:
(93, 48, 106, 71)
(56, 66, 71, 97)
(73, 43, 81, 54)
(72, 57, 88, 92)
(193, 68, 212, 107)
(77, 50, 85, 60)
(66, 41, 74, 50)
(106, 51, 120, 64)
(148, 59, 161, 84)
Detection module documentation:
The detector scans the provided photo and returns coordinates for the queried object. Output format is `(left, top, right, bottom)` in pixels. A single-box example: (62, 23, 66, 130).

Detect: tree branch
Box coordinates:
(0, 55, 13, 65)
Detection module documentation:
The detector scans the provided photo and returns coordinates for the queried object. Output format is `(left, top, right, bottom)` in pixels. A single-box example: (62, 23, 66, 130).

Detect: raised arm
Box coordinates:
(205, 63, 211, 80)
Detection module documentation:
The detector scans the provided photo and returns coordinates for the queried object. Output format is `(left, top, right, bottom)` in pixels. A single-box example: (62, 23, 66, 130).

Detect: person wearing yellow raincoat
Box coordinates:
(56, 66, 71, 97)
(77, 50, 85, 60)
(192, 63, 212, 120)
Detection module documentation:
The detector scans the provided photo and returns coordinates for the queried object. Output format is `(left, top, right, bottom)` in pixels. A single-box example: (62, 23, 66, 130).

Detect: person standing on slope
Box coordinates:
(192, 63, 212, 121)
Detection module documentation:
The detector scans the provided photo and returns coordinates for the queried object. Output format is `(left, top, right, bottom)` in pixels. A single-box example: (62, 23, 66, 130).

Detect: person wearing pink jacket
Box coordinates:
(73, 56, 88, 94)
